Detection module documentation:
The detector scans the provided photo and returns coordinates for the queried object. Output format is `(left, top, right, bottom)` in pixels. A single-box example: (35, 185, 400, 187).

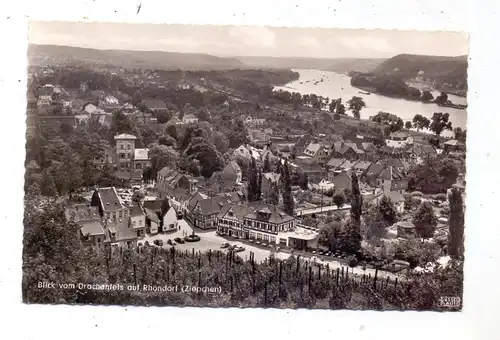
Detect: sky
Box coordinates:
(29, 22, 469, 59)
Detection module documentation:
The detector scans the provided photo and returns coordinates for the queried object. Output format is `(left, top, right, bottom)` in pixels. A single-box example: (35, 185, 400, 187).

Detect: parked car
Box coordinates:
(221, 243, 230, 249)
(167, 239, 174, 246)
(174, 237, 185, 244)
(184, 234, 201, 242)
(153, 239, 163, 246)
(234, 246, 245, 253)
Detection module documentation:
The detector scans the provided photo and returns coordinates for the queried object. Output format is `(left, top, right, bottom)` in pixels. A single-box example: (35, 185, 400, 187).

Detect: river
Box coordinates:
(274, 69, 467, 132)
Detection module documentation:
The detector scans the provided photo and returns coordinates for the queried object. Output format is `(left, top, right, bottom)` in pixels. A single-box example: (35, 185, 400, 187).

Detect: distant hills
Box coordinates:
(28, 44, 384, 73)
(237, 56, 385, 73)
(371, 54, 468, 90)
(28, 45, 468, 91)
(28, 44, 246, 71)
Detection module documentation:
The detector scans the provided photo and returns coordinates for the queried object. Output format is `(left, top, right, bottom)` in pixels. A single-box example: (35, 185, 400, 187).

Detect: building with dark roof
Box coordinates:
(92, 187, 128, 222)
(143, 99, 167, 112)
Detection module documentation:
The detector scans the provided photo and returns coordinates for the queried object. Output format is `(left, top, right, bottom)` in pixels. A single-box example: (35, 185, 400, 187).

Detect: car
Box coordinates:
(153, 239, 163, 246)
(167, 239, 173, 245)
(221, 243, 230, 249)
(138, 242, 143, 247)
(234, 246, 245, 253)
(312, 251, 316, 255)
(174, 237, 182, 243)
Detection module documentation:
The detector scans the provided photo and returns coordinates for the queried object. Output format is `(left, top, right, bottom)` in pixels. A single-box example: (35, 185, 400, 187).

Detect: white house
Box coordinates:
(385, 132, 414, 148)
(162, 207, 178, 232)
(182, 114, 199, 124)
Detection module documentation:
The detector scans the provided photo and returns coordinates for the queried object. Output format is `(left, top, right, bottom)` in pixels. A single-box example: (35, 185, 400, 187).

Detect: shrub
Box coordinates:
(348, 255, 358, 267)
(410, 191, 423, 197)
(434, 193, 447, 201)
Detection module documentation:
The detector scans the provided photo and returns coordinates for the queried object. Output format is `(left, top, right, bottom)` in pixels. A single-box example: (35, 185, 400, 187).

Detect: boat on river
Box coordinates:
(359, 91, 371, 95)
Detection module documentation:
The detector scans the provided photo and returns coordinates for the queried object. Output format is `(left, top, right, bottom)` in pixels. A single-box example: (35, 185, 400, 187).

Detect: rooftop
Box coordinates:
(80, 220, 105, 237)
(98, 187, 124, 212)
(114, 133, 137, 140)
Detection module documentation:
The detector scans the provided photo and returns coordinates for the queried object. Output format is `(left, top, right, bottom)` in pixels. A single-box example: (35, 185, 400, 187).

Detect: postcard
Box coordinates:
(23, 22, 467, 310)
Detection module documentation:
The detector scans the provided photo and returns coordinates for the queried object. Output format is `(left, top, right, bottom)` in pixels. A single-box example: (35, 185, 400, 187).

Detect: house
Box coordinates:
(233, 145, 252, 159)
(443, 139, 466, 153)
(375, 166, 408, 193)
(182, 114, 198, 124)
(217, 203, 256, 237)
(157, 167, 197, 197)
(37, 116, 77, 134)
(386, 131, 414, 148)
(292, 135, 313, 157)
(396, 221, 416, 239)
(92, 187, 129, 222)
(128, 110, 158, 125)
(243, 116, 266, 126)
(129, 205, 146, 238)
(106, 218, 138, 248)
(133, 148, 150, 171)
(352, 161, 372, 177)
(143, 99, 167, 112)
(261, 172, 281, 200)
(243, 205, 296, 245)
(247, 128, 271, 143)
(79, 220, 106, 248)
(369, 191, 405, 213)
(83, 103, 100, 115)
(328, 170, 352, 192)
(222, 161, 242, 184)
(188, 196, 226, 230)
(91, 111, 113, 128)
(302, 143, 328, 165)
(300, 165, 325, 184)
(144, 208, 160, 234)
(162, 207, 179, 232)
(38, 86, 54, 101)
(65, 203, 100, 223)
(114, 133, 137, 171)
(332, 141, 358, 160)
(326, 158, 347, 171)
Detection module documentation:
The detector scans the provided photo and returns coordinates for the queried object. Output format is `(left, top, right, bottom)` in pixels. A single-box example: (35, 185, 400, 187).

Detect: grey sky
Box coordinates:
(29, 22, 469, 58)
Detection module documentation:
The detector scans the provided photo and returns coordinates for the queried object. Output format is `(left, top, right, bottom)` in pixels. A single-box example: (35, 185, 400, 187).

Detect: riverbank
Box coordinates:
(274, 69, 467, 131)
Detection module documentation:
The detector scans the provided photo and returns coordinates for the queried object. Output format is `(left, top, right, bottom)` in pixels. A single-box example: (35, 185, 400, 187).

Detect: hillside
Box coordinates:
(28, 44, 246, 71)
(372, 54, 468, 91)
(238, 56, 385, 73)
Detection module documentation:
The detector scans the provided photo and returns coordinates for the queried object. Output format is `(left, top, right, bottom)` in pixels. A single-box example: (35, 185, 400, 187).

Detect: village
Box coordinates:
(24, 63, 466, 281)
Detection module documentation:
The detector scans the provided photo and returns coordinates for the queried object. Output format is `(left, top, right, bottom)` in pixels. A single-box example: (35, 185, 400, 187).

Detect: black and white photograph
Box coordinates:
(23, 22, 467, 310)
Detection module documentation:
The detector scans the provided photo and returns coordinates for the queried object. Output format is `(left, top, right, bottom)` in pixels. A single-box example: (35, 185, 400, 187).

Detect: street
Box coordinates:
(143, 218, 401, 280)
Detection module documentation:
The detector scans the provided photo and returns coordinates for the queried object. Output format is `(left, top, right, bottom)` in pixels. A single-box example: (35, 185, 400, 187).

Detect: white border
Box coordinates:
(1, 0, 499, 339)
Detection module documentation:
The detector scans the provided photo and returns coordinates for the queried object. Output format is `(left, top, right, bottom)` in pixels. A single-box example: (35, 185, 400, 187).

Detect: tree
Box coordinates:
(412, 114, 431, 132)
(347, 96, 366, 119)
(363, 195, 397, 240)
(256, 168, 262, 201)
(183, 138, 224, 178)
(211, 131, 229, 154)
(332, 193, 345, 208)
(40, 169, 58, 197)
(421, 90, 434, 102)
(335, 98, 346, 115)
(263, 153, 271, 173)
(281, 159, 294, 216)
(159, 135, 177, 147)
(453, 127, 467, 143)
(247, 157, 259, 202)
(132, 190, 145, 203)
(319, 216, 342, 251)
(448, 188, 464, 259)
(405, 121, 412, 130)
(429, 112, 453, 144)
(371, 111, 404, 133)
(435, 92, 448, 105)
(267, 181, 280, 206)
(149, 144, 179, 178)
(413, 201, 437, 239)
(337, 218, 362, 254)
(407, 156, 459, 194)
(350, 172, 362, 225)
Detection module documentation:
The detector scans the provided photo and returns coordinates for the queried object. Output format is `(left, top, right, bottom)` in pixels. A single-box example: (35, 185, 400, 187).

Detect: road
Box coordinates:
(143, 219, 401, 280)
